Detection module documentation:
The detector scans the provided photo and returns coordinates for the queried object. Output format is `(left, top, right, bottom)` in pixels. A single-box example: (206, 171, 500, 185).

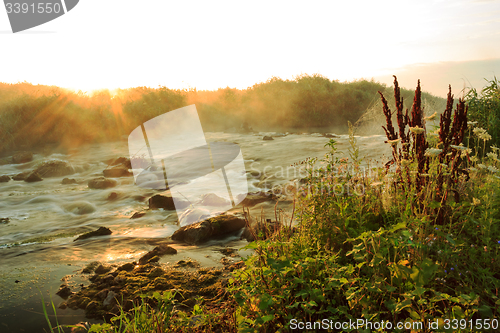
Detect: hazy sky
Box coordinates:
(1, 0, 499, 97)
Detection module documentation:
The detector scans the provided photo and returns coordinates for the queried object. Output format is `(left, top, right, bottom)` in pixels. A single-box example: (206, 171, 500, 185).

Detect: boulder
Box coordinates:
(56, 285, 73, 299)
(35, 160, 75, 177)
(12, 151, 33, 164)
(12, 172, 30, 181)
(62, 178, 77, 184)
(138, 244, 177, 265)
(171, 214, 246, 245)
(0, 175, 11, 182)
(263, 136, 274, 141)
(103, 166, 132, 178)
(108, 157, 132, 169)
(25, 171, 43, 182)
(148, 194, 189, 210)
(130, 211, 146, 219)
(88, 177, 117, 189)
(107, 192, 118, 200)
(0, 218, 10, 224)
(74, 227, 112, 242)
(199, 193, 231, 206)
(238, 191, 277, 207)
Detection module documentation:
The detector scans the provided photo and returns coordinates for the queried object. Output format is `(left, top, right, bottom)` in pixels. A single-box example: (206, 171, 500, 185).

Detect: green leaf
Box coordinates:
(261, 314, 274, 323)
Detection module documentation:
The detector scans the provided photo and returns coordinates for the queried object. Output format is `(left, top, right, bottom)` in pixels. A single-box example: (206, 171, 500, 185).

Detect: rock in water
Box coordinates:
(103, 166, 132, 178)
(12, 172, 30, 181)
(263, 136, 274, 140)
(62, 178, 77, 184)
(237, 191, 276, 207)
(0, 175, 11, 182)
(171, 214, 246, 245)
(0, 218, 10, 224)
(199, 193, 231, 206)
(88, 177, 117, 189)
(148, 194, 189, 210)
(35, 160, 75, 177)
(74, 227, 112, 242)
(130, 211, 146, 219)
(56, 285, 73, 299)
(25, 171, 43, 182)
(108, 157, 132, 169)
(12, 151, 33, 164)
(138, 244, 177, 265)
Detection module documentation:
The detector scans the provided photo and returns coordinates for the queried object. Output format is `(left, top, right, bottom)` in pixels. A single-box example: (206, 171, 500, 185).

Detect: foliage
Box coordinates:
(0, 76, 444, 155)
(465, 76, 500, 153)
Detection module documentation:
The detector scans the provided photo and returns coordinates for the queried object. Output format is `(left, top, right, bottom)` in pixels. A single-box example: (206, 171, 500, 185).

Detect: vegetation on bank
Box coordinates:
(42, 76, 500, 332)
(0, 75, 445, 156)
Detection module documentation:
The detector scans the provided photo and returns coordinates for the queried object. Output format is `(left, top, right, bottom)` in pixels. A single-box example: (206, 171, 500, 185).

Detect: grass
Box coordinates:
(42, 77, 500, 332)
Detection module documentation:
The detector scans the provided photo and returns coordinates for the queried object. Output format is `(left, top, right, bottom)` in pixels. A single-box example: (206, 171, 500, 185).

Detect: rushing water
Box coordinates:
(0, 131, 390, 332)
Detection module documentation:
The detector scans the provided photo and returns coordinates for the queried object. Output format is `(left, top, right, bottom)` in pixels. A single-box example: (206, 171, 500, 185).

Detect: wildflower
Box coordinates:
(491, 145, 500, 152)
(425, 148, 442, 157)
(472, 198, 481, 206)
(487, 152, 498, 160)
(484, 246, 488, 252)
(498, 240, 500, 244)
(473, 127, 492, 141)
(477, 164, 487, 169)
(488, 165, 499, 173)
(467, 121, 478, 126)
(445, 270, 447, 273)
(451, 267, 454, 271)
(460, 148, 472, 158)
(435, 227, 439, 230)
(424, 112, 438, 121)
(410, 126, 425, 134)
(386, 138, 401, 145)
(469, 156, 479, 163)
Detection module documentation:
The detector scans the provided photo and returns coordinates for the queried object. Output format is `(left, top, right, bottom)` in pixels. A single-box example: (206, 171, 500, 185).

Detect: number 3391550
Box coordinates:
(5, 3, 62, 14)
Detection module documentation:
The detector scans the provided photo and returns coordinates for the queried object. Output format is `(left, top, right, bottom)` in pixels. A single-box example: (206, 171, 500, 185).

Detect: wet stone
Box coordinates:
(88, 177, 117, 189)
(131, 211, 146, 219)
(82, 261, 101, 274)
(138, 244, 177, 265)
(94, 264, 112, 275)
(0, 175, 11, 182)
(25, 171, 43, 182)
(74, 227, 112, 242)
(117, 263, 135, 272)
(62, 178, 77, 184)
(56, 285, 73, 299)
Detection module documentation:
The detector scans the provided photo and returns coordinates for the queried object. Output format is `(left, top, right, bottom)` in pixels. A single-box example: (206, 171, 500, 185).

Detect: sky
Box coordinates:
(1, 0, 500, 97)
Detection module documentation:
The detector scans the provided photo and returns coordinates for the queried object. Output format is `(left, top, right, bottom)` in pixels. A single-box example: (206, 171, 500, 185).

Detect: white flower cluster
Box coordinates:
(473, 127, 492, 141)
(409, 126, 425, 134)
(424, 148, 442, 157)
